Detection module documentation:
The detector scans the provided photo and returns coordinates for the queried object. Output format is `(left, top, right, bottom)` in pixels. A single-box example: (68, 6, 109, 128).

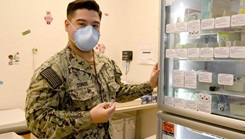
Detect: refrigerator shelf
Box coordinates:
(165, 24, 245, 35)
(172, 58, 245, 63)
(212, 109, 245, 121)
(170, 86, 245, 98)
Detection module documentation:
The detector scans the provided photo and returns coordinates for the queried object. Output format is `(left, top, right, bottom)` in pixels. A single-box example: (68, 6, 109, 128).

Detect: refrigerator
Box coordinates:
(157, 0, 245, 138)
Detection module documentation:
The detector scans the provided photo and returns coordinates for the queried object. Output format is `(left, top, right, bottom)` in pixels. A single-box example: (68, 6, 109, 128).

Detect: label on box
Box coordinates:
(166, 23, 176, 33)
(186, 100, 198, 111)
(173, 70, 185, 87)
(188, 20, 200, 39)
(200, 48, 214, 58)
(185, 70, 197, 89)
(166, 49, 176, 58)
(198, 71, 212, 83)
(176, 22, 188, 32)
(214, 47, 230, 58)
(218, 74, 234, 86)
(188, 20, 200, 31)
(175, 48, 187, 58)
(175, 98, 186, 108)
(231, 14, 245, 27)
(165, 96, 175, 106)
(162, 121, 175, 138)
(198, 93, 212, 113)
(201, 18, 215, 29)
(187, 48, 200, 58)
(215, 16, 230, 28)
(166, 0, 173, 6)
(230, 47, 245, 58)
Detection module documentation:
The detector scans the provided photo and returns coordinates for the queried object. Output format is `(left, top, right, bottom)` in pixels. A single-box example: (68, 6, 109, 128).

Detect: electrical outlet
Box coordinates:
(32, 48, 38, 54)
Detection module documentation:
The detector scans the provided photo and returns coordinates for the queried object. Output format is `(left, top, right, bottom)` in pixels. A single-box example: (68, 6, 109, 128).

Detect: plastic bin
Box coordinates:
(122, 113, 136, 139)
(109, 116, 124, 139)
(111, 113, 136, 139)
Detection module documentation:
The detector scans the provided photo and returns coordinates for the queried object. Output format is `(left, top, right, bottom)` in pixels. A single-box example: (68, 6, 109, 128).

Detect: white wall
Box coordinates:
(121, 0, 160, 83)
(0, 0, 159, 110)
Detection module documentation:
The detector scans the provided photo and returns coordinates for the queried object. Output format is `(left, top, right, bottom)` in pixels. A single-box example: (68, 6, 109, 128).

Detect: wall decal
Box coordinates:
(8, 52, 20, 65)
(22, 30, 31, 36)
(94, 43, 106, 54)
(44, 11, 53, 25)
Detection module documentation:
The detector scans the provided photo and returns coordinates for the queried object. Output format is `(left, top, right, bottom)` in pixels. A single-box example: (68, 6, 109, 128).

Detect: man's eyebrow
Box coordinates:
(93, 21, 100, 24)
(76, 19, 86, 22)
(76, 19, 100, 24)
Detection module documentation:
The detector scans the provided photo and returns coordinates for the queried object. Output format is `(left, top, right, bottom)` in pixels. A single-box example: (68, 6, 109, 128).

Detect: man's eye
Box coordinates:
(79, 23, 86, 27)
(92, 25, 99, 28)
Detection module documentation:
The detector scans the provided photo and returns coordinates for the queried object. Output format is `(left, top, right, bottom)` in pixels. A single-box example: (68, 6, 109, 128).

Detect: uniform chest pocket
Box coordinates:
(68, 81, 99, 101)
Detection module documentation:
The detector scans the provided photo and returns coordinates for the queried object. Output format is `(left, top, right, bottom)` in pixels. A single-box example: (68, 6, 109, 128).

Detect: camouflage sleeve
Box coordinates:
(111, 60, 153, 103)
(25, 68, 92, 139)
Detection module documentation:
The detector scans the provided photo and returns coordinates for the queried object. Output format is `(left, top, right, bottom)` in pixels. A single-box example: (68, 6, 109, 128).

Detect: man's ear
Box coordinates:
(64, 19, 70, 32)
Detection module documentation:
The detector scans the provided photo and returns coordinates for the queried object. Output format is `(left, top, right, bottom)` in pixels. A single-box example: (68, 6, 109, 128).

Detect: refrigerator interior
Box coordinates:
(158, 0, 245, 135)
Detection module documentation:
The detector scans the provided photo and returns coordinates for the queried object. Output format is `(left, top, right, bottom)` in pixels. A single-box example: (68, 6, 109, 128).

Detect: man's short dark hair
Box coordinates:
(67, 0, 102, 20)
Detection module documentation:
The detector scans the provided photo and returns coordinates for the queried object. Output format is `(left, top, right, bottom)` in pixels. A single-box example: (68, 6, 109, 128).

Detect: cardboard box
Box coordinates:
(185, 9, 201, 22)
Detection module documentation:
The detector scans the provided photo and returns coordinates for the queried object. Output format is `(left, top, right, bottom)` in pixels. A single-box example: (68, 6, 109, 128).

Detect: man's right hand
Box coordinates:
(90, 102, 116, 123)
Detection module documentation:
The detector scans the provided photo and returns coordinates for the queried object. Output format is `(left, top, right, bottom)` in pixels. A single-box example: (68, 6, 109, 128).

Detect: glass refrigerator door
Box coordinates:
(158, 0, 245, 133)
(157, 112, 245, 139)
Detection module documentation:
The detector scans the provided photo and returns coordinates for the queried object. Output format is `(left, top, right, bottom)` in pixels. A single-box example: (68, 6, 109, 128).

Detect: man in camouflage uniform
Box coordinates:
(25, 0, 160, 139)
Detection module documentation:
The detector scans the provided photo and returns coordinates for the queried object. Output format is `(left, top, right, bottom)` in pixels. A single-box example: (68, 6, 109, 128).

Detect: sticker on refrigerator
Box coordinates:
(175, 98, 186, 108)
(230, 47, 245, 58)
(198, 93, 212, 113)
(187, 48, 200, 58)
(198, 71, 212, 83)
(201, 18, 215, 29)
(165, 96, 175, 106)
(166, 23, 176, 33)
(185, 70, 197, 89)
(176, 22, 188, 32)
(214, 47, 230, 58)
(186, 100, 198, 111)
(165, 0, 173, 6)
(231, 14, 245, 27)
(173, 70, 185, 87)
(188, 19, 200, 39)
(200, 48, 214, 58)
(215, 16, 231, 28)
(162, 121, 174, 138)
(218, 74, 234, 86)
(175, 48, 187, 59)
(166, 49, 176, 58)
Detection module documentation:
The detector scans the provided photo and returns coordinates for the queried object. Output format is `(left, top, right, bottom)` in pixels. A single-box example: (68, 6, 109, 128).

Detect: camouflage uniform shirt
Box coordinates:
(25, 46, 153, 139)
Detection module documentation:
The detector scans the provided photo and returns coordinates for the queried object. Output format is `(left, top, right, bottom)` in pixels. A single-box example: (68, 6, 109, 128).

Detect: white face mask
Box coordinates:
(68, 20, 100, 51)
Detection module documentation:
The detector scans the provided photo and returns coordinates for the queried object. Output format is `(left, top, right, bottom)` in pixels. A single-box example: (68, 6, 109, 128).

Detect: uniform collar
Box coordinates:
(94, 51, 106, 75)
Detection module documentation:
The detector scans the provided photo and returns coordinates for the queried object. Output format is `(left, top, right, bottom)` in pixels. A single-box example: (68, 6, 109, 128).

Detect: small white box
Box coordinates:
(0, 132, 23, 139)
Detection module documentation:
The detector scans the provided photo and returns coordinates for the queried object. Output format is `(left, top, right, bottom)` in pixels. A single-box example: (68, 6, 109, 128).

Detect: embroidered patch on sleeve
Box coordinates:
(40, 67, 62, 89)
